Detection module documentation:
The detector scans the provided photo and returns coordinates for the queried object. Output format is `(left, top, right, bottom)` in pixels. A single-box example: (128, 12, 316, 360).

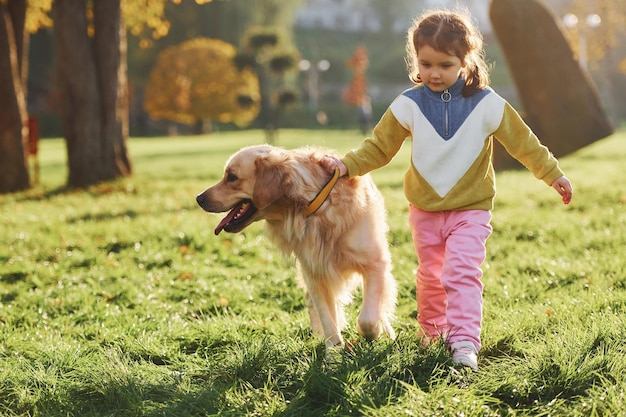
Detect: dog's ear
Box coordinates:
(252, 157, 290, 210)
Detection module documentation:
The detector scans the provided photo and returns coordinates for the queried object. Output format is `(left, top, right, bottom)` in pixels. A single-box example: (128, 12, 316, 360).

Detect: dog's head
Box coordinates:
(196, 145, 311, 235)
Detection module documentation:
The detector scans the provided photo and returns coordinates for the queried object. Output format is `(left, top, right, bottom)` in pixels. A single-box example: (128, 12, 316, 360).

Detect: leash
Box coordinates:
(304, 167, 340, 217)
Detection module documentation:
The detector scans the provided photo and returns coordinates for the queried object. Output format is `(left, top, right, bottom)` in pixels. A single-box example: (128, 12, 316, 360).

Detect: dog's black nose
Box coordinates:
(196, 194, 205, 207)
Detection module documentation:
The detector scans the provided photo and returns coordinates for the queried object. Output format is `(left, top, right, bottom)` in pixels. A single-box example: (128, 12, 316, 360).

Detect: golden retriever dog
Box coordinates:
(196, 145, 396, 349)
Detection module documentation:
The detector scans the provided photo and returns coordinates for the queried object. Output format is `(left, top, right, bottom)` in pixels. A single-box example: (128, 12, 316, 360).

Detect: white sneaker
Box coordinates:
(451, 341, 478, 370)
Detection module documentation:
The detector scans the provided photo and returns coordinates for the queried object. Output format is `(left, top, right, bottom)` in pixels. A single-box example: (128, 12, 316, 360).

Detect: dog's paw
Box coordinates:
(357, 319, 382, 341)
(324, 334, 344, 349)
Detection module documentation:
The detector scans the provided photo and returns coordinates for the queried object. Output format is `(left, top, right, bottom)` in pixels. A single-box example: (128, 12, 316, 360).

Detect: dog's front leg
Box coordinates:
(305, 292, 323, 337)
(305, 279, 344, 348)
(359, 264, 397, 341)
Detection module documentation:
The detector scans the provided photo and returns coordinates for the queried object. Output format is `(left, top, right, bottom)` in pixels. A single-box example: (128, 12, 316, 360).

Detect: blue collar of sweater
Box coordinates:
(423, 77, 465, 101)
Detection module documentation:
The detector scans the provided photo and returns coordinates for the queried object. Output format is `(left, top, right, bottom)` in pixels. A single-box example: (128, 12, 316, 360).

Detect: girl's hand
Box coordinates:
(320, 155, 348, 177)
(552, 176, 573, 205)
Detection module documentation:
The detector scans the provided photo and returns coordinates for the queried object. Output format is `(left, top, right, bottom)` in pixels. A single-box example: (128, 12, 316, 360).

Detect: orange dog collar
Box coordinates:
(304, 167, 340, 217)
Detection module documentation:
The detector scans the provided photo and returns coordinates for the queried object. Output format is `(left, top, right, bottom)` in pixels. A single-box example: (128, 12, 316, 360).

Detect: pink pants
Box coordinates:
(409, 205, 492, 351)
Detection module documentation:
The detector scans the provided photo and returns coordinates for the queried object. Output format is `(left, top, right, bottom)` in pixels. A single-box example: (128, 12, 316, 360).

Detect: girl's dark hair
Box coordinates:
(406, 9, 490, 96)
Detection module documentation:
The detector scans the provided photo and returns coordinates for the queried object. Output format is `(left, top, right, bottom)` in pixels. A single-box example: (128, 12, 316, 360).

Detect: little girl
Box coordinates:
(322, 9, 573, 370)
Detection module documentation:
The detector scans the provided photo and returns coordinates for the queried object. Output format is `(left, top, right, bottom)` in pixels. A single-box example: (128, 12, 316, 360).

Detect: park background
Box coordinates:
(26, 0, 626, 138)
(3, 0, 623, 193)
(1, 0, 626, 415)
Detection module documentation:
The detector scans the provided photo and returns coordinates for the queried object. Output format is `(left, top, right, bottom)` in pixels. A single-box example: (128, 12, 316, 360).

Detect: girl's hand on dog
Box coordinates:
(321, 155, 348, 177)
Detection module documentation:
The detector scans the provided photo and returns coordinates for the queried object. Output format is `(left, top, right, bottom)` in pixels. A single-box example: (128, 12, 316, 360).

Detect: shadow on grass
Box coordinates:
(12, 180, 136, 203)
(39, 333, 454, 417)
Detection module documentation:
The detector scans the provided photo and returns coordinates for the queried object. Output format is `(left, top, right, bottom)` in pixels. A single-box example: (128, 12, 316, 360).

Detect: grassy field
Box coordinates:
(1, 128, 625, 416)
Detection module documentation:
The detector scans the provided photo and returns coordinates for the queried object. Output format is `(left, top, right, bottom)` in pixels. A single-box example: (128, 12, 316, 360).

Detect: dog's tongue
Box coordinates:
(214, 209, 238, 235)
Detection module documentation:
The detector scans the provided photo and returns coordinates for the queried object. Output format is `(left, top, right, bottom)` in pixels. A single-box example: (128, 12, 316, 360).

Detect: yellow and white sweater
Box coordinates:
(342, 79, 564, 211)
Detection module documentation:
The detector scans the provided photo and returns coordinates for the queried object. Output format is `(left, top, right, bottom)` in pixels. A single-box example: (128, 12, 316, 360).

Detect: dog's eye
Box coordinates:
(226, 172, 238, 183)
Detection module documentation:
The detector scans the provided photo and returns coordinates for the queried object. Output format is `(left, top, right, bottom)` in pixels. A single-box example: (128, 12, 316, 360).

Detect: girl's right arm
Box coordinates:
(339, 108, 410, 178)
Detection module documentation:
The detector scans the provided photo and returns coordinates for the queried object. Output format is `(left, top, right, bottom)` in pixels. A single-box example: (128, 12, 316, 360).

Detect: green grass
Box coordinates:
(1, 128, 625, 416)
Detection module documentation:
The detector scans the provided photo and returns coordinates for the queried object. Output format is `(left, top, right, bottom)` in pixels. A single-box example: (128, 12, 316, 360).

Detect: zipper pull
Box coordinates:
(441, 89, 451, 102)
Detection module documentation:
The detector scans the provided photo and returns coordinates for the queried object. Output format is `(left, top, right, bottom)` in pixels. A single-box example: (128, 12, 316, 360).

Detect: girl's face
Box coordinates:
(417, 44, 464, 92)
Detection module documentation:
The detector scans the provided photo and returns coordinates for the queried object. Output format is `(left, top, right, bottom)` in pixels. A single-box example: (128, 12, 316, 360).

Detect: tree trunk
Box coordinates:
(0, 0, 30, 193)
(53, 0, 131, 188)
(93, 0, 131, 178)
(490, 0, 614, 169)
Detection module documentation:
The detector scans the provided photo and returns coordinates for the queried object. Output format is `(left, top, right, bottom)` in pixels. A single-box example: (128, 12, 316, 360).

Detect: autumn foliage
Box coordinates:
(143, 38, 260, 127)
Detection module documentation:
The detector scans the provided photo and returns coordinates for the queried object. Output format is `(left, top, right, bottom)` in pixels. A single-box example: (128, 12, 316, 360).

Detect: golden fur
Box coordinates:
(196, 145, 397, 348)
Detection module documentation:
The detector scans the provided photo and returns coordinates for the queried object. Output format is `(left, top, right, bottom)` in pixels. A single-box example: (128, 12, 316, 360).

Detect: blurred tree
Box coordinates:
(0, 0, 221, 192)
(128, 0, 302, 90)
(53, 0, 132, 188)
(490, 0, 613, 169)
(0, 0, 30, 193)
(54, 0, 202, 187)
(236, 27, 300, 144)
(143, 38, 260, 132)
(0, 0, 54, 192)
(125, 0, 302, 137)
